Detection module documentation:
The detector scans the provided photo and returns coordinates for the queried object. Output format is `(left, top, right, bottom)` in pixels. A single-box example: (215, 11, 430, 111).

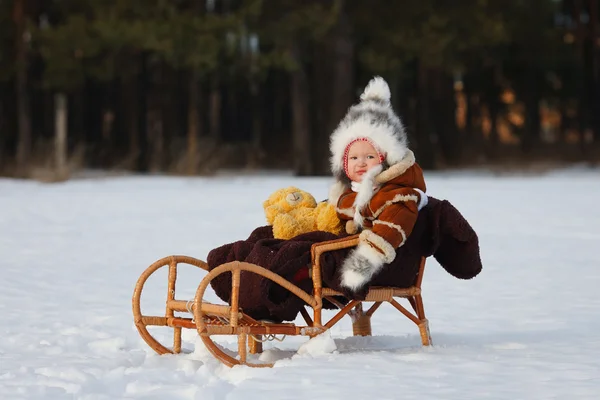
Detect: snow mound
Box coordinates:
(296, 331, 337, 357)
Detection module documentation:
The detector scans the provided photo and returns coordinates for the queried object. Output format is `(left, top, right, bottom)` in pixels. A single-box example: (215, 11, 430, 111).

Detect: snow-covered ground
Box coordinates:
(1, 168, 599, 399)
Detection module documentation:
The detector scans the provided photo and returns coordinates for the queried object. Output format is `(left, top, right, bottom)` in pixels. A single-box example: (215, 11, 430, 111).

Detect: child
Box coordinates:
(328, 76, 428, 295)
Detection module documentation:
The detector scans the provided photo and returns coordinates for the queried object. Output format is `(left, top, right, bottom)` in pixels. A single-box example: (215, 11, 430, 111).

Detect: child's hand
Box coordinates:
(345, 220, 358, 234)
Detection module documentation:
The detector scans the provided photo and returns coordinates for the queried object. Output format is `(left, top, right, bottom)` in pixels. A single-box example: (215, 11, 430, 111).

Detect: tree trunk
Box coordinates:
(557, 96, 573, 160)
(72, 86, 85, 153)
(0, 98, 4, 168)
(577, 97, 588, 158)
(54, 93, 68, 180)
(323, 7, 354, 175)
(209, 79, 222, 141)
(147, 63, 164, 173)
(137, 52, 149, 172)
(463, 73, 475, 141)
(290, 46, 313, 176)
(123, 75, 139, 168)
(522, 67, 541, 154)
(187, 72, 200, 174)
(431, 69, 462, 166)
(462, 70, 485, 160)
(147, 108, 164, 172)
(589, 0, 600, 144)
(483, 64, 502, 160)
(558, 97, 569, 145)
(43, 91, 54, 144)
(311, 41, 331, 175)
(414, 60, 435, 169)
(594, 77, 600, 147)
(574, 0, 590, 158)
(101, 109, 115, 167)
(487, 99, 500, 160)
(248, 80, 264, 168)
(185, 0, 205, 173)
(13, 0, 32, 175)
(97, 81, 115, 168)
(264, 71, 288, 161)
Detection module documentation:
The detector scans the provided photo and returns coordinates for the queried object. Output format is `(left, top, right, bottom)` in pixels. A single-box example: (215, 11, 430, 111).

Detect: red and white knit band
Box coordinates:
(343, 137, 386, 177)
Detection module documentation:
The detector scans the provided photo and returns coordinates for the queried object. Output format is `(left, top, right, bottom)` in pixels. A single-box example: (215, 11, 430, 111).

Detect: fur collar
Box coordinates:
(375, 150, 415, 184)
(327, 150, 416, 206)
(352, 164, 383, 227)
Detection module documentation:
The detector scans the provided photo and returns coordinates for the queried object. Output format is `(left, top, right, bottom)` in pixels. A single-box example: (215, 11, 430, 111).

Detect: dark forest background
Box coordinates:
(1, 0, 599, 180)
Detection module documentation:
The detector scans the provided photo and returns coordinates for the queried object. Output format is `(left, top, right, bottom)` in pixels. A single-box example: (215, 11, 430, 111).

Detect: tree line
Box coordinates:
(0, 0, 598, 179)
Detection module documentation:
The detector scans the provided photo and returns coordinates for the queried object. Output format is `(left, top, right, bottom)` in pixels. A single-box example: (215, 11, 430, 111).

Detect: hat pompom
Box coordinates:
(360, 76, 391, 103)
(329, 76, 408, 179)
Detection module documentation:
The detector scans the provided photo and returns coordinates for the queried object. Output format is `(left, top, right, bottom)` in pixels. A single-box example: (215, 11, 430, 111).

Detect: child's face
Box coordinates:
(346, 141, 382, 183)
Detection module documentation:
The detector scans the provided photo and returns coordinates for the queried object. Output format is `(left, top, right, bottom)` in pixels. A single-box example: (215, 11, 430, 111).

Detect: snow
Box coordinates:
(1, 169, 600, 399)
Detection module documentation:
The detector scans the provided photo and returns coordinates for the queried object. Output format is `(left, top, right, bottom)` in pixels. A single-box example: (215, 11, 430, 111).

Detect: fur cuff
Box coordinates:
(414, 188, 428, 210)
(359, 229, 396, 263)
(340, 241, 386, 291)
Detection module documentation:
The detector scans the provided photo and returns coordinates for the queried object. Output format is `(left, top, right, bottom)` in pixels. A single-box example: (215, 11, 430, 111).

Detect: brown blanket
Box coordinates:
(206, 197, 482, 322)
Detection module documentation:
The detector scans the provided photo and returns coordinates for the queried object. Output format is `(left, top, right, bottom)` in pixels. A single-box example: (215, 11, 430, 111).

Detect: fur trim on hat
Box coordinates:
(330, 76, 409, 179)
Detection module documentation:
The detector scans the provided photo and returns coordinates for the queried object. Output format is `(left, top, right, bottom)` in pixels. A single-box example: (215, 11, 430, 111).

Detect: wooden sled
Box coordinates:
(132, 235, 431, 368)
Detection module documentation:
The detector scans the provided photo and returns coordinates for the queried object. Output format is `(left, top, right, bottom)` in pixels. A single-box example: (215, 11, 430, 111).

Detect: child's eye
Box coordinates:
(350, 156, 358, 160)
(367, 155, 375, 159)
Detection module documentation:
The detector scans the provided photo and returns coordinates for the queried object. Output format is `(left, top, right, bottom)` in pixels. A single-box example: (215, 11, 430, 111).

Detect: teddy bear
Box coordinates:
(263, 186, 344, 240)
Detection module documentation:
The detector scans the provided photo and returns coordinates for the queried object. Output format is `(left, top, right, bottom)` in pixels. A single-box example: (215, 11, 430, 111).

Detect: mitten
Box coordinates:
(340, 241, 386, 293)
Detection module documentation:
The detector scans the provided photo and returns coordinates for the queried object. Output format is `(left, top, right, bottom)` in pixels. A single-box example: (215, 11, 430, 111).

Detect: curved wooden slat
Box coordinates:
(132, 255, 208, 355)
(193, 261, 318, 367)
(199, 336, 274, 368)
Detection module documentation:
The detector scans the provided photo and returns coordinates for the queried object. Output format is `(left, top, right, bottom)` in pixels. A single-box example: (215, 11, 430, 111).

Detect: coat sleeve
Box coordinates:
(360, 187, 421, 263)
(335, 191, 356, 221)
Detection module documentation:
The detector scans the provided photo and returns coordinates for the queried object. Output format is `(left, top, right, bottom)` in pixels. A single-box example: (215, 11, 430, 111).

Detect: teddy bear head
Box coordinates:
(263, 186, 317, 224)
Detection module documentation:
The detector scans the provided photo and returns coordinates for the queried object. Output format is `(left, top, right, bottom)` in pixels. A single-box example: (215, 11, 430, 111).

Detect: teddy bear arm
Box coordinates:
(315, 202, 344, 235)
(265, 204, 284, 225)
(273, 213, 304, 240)
(290, 208, 318, 232)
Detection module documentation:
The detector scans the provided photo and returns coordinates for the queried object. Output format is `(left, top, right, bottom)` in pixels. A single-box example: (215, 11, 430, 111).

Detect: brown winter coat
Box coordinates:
(335, 153, 426, 263)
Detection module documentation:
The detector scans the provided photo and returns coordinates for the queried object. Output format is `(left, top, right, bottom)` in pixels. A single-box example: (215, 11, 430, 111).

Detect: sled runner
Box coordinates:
(132, 234, 431, 368)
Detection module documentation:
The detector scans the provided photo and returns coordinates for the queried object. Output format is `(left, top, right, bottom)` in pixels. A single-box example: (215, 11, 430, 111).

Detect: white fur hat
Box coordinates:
(329, 76, 409, 178)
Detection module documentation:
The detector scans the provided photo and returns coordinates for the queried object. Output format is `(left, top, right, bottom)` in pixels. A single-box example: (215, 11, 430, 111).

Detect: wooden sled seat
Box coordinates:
(310, 235, 430, 343)
(133, 235, 431, 368)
